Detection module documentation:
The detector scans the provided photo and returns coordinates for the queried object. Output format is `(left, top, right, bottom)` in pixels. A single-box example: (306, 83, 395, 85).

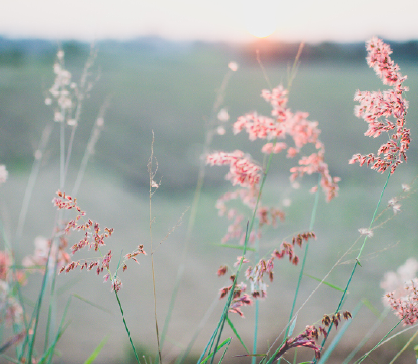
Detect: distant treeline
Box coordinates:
(0, 36, 417, 66)
(239, 39, 418, 64)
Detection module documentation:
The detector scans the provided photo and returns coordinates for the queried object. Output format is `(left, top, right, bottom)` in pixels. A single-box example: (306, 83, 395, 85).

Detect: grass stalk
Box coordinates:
(176, 296, 219, 364)
(313, 171, 391, 363)
(72, 99, 109, 197)
(63, 45, 97, 185)
(148, 131, 162, 363)
(252, 299, 260, 364)
(388, 328, 418, 364)
(318, 301, 362, 363)
(252, 237, 260, 364)
(159, 66, 236, 352)
(23, 241, 55, 363)
(43, 241, 61, 352)
(342, 306, 390, 364)
(285, 174, 320, 337)
(354, 318, 404, 363)
(200, 105, 283, 363)
(15, 124, 53, 243)
(114, 291, 140, 364)
(197, 224, 249, 364)
(59, 114, 66, 190)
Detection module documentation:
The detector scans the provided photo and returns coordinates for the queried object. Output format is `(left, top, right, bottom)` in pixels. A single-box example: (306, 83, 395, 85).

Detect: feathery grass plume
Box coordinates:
(207, 78, 338, 315)
(208, 81, 339, 247)
(0, 165, 8, 186)
(381, 258, 418, 325)
(269, 311, 351, 361)
(349, 37, 410, 174)
(0, 251, 25, 328)
(313, 37, 413, 363)
(52, 190, 146, 291)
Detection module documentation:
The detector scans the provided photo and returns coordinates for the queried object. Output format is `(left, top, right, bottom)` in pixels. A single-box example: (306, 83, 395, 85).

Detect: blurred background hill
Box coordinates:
(0, 37, 418, 363)
(1, 36, 418, 188)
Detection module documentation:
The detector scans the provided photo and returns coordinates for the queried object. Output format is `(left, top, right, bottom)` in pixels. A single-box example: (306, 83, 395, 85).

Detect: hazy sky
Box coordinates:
(2, 0, 418, 43)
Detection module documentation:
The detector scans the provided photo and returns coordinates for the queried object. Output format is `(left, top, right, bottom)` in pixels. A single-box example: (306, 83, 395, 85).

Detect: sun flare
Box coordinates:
(243, 0, 278, 38)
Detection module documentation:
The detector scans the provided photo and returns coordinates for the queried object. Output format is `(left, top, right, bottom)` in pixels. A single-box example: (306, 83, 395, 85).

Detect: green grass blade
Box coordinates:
(304, 274, 344, 291)
(313, 170, 392, 364)
(83, 336, 109, 364)
(217, 340, 231, 364)
(288, 315, 297, 337)
(114, 291, 140, 364)
(73, 294, 113, 314)
(200, 338, 231, 364)
(342, 306, 389, 364)
(360, 298, 381, 318)
(227, 317, 249, 354)
(46, 296, 72, 364)
(198, 225, 249, 364)
(389, 329, 418, 364)
(26, 243, 55, 363)
(37, 321, 70, 364)
(56, 276, 82, 296)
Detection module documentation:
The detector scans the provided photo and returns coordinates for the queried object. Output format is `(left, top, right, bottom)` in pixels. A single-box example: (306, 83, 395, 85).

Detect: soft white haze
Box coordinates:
(1, 0, 418, 42)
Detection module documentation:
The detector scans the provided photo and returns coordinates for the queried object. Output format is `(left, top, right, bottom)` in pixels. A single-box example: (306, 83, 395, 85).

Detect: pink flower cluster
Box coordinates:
(53, 191, 146, 292)
(273, 311, 351, 360)
(23, 236, 71, 273)
(207, 82, 339, 247)
(245, 232, 315, 298)
(208, 79, 338, 314)
(217, 232, 315, 307)
(385, 282, 418, 325)
(0, 251, 25, 327)
(234, 84, 339, 202)
(206, 150, 261, 188)
(381, 258, 418, 325)
(350, 37, 410, 174)
(218, 275, 252, 317)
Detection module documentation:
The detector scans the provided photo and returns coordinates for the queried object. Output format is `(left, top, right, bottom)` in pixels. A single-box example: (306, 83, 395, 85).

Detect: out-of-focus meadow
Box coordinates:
(0, 38, 417, 363)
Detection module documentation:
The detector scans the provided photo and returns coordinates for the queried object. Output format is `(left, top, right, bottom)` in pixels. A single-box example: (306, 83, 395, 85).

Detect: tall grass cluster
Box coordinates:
(0, 37, 417, 364)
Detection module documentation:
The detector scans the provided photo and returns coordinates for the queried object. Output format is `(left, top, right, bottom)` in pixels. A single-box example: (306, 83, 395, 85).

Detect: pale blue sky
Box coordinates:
(1, 0, 418, 43)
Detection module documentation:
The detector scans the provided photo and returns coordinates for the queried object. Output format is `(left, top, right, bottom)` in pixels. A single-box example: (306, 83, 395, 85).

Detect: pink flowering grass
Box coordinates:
(1, 38, 418, 364)
(349, 37, 410, 174)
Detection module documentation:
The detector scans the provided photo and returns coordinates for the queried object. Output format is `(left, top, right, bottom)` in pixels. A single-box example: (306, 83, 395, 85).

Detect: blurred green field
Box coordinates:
(0, 41, 417, 363)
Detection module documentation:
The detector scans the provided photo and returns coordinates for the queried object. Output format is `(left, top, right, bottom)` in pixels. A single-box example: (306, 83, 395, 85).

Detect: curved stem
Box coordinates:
(114, 291, 140, 364)
(314, 172, 391, 362)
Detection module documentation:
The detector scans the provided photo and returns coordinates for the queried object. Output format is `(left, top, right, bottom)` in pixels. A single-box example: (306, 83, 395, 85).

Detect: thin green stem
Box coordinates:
(200, 120, 280, 364)
(72, 99, 109, 197)
(354, 319, 403, 363)
(314, 171, 391, 363)
(286, 175, 320, 338)
(198, 224, 249, 364)
(274, 176, 321, 364)
(342, 306, 390, 364)
(176, 296, 219, 364)
(388, 328, 418, 364)
(159, 67, 236, 352)
(15, 124, 53, 244)
(114, 291, 140, 364)
(357, 172, 391, 260)
(59, 116, 65, 190)
(318, 301, 362, 364)
(252, 237, 260, 364)
(44, 240, 61, 352)
(25, 242, 54, 363)
(148, 131, 162, 363)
